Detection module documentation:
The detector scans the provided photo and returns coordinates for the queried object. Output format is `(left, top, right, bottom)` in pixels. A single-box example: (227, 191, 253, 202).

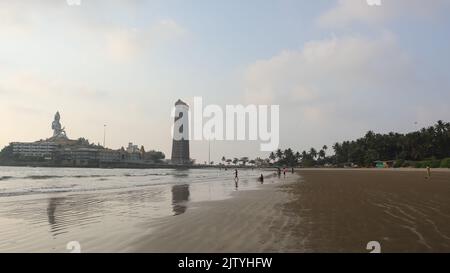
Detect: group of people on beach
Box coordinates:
(233, 166, 432, 186)
(231, 166, 295, 189)
(276, 167, 294, 178)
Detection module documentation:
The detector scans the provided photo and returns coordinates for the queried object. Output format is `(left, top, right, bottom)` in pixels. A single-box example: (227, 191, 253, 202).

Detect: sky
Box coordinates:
(1, 0, 450, 163)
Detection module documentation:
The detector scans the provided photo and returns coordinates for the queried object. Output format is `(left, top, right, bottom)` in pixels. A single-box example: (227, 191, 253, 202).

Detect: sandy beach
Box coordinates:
(1, 167, 450, 253)
(134, 169, 450, 253)
(0, 167, 282, 252)
(288, 169, 450, 252)
(133, 175, 301, 253)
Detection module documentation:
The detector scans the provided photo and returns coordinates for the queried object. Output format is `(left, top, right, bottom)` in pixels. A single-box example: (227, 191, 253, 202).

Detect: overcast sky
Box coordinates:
(1, 0, 449, 163)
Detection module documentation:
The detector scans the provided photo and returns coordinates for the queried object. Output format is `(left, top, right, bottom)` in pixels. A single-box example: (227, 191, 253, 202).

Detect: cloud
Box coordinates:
(105, 19, 188, 62)
(0, 70, 110, 103)
(0, 2, 189, 151)
(318, 0, 450, 28)
(244, 32, 413, 106)
(242, 32, 450, 150)
(318, 0, 390, 28)
(0, 2, 188, 62)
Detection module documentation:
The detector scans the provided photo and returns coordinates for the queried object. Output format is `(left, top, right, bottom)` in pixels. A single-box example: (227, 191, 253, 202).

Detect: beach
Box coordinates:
(287, 169, 450, 252)
(133, 168, 450, 253)
(1, 167, 450, 252)
(133, 176, 301, 253)
(0, 167, 279, 252)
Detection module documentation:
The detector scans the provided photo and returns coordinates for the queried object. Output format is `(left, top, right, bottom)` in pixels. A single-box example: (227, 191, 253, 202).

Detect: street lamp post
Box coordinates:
(103, 124, 107, 148)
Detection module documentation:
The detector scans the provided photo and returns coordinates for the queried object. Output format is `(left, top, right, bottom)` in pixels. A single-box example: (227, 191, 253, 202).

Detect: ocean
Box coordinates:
(0, 166, 273, 252)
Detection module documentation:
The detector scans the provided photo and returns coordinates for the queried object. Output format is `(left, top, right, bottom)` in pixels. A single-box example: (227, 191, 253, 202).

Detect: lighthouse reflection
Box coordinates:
(171, 184, 190, 216)
(47, 197, 65, 233)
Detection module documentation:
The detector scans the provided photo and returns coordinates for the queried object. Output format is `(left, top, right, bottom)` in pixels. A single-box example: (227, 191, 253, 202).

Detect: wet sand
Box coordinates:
(135, 169, 450, 253)
(134, 175, 301, 253)
(2, 168, 449, 252)
(0, 167, 280, 252)
(287, 169, 450, 252)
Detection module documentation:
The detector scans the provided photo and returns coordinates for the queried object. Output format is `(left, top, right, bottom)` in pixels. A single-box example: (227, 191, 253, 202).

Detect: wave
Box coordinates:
(0, 169, 268, 197)
(124, 173, 169, 177)
(0, 176, 13, 181)
(2, 173, 172, 181)
(0, 181, 170, 198)
(26, 175, 64, 180)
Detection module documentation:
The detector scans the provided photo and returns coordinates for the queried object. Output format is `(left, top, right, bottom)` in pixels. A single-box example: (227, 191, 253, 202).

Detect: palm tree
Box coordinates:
(318, 149, 326, 160)
(269, 152, 276, 163)
(240, 157, 249, 166)
(284, 148, 295, 166)
(309, 148, 317, 160)
(301, 150, 308, 160)
(232, 158, 239, 165)
(276, 149, 283, 162)
(295, 151, 301, 164)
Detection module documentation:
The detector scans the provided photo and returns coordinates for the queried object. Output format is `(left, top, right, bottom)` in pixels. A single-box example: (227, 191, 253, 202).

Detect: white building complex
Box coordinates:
(12, 141, 57, 158)
(6, 111, 163, 166)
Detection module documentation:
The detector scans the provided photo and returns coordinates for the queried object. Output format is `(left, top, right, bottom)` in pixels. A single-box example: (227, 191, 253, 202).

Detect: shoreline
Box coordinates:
(0, 163, 264, 170)
(1, 162, 448, 171)
(1, 168, 450, 252)
(0, 168, 276, 252)
(132, 175, 301, 253)
(132, 168, 450, 253)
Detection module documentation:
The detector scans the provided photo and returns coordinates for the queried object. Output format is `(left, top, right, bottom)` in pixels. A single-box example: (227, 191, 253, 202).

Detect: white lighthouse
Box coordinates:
(171, 99, 191, 165)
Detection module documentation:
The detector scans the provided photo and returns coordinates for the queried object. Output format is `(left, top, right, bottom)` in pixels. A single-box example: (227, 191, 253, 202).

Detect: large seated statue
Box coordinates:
(51, 111, 67, 139)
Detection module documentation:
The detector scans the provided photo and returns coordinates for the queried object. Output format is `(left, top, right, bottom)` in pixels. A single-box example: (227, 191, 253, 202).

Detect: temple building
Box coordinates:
(9, 112, 144, 166)
(3, 111, 166, 167)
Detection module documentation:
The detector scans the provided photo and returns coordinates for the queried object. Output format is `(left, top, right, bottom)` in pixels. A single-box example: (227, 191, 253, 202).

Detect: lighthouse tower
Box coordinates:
(171, 99, 191, 165)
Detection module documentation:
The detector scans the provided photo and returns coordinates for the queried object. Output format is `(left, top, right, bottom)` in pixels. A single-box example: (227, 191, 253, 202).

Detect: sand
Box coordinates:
(289, 169, 450, 252)
(2, 168, 449, 252)
(134, 169, 450, 253)
(134, 175, 302, 252)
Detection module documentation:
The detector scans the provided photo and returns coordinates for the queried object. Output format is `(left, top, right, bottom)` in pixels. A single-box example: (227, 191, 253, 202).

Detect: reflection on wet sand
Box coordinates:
(171, 184, 190, 215)
(46, 195, 105, 237)
(47, 197, 66, 235)
(0, 168, 269, 252)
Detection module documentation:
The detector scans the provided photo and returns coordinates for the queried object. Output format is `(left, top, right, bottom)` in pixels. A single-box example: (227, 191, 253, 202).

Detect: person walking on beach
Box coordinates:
(234, 169, 239, 189)
(291, 167, 294, 174)
(283, 167, 286, 178)
(259, 174, 264, 184)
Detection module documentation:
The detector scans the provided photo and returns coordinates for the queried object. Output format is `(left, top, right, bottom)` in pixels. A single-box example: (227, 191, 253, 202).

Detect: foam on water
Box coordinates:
(0, 166, 271, 198)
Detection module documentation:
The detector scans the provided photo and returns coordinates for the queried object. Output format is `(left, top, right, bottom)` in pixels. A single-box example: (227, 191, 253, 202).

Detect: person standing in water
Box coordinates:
(234, 169, 239, 189)
(259, 174, 264, 184)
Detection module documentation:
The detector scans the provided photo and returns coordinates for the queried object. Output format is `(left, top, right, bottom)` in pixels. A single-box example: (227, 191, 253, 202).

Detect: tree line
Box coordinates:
(331, 120, 449, 167)
(220, 120, 450, 168)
